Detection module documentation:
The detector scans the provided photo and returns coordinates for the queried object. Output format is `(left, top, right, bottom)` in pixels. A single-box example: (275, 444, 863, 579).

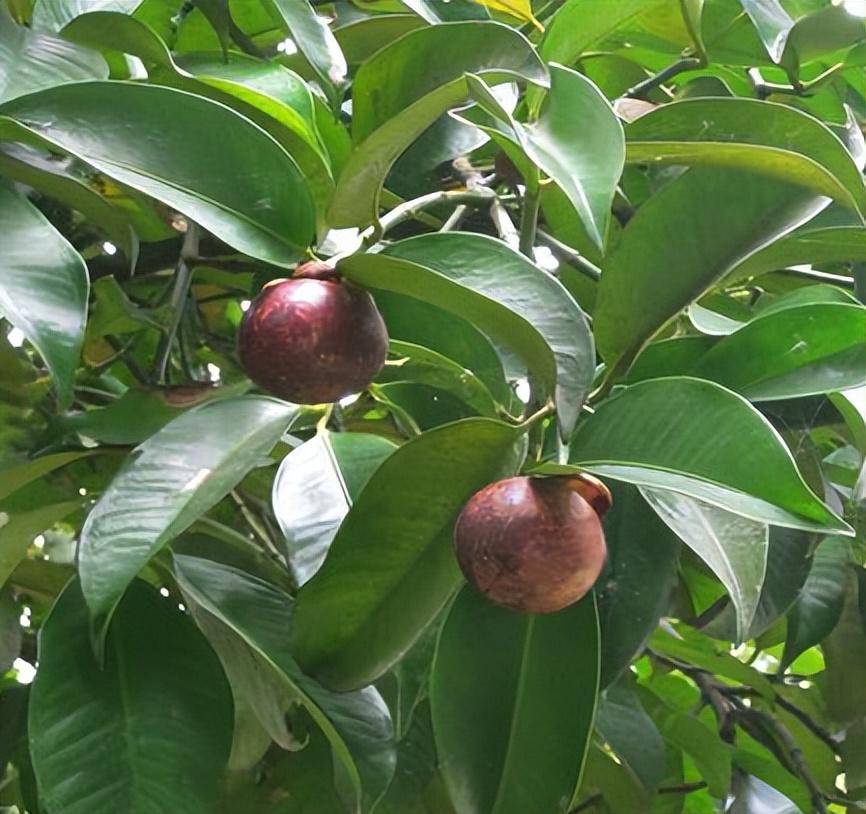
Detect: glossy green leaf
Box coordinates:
(79, 397, 296, 642)
(727, 224, 866, 283)
(642, 488, 768, 641)
(344, 232, 593, 437)
(381, 341, 499, 416)
(327, 22, 546, 228)
(649, 626, 775, 697)
(272, 431, 396, 586)
(0, 8, 107, 103)
(781, 3, 866, 70)
(781, 536, 851, 671)
(0, 184, 88, 408)
(0, 143, 136, 260)
(29, 579, 233, 814)
(597, 680, 666, 794)
(291, 418, 525, 691)
(738, 0, 793, 62)
(462, 65, 624, 252)
(594, 166, 826, 371)
(0, 450, 94, 501)
(431, 587, 599, 814)
(373, 290, 511, 405)
(626, 98, 866, 218)
(657, 710, 732, 798)
(540, 0, 665, 69)
(61, 12, 335, 224)
(32, 0, 142, 31)
(174, 555, 396, 813)
(334, 15, 425, 65)
(0, 82, 314, 265)
(596, 482, 680, 687)
(569, 378, 850, 534)
(263, 0, 347, 106)
(691, 303, 866, 400)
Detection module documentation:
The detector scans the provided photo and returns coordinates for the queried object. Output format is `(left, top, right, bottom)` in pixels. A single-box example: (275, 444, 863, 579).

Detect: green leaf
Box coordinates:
(781, 536, 851, 671)
(625, 98, 866, 218)
(29, 579, 233, 814)
(263, 0, 347, 107)
(0, 81, 314, 265)
(0, 450, 94, 501)
(657, 711, 732, 798)
(430, 587, 599, 814)
(569, 378, 850, 534)
(345, 232, 594, 437)
(174, 555, 396, 813)
(291, 417, 525, 691)
(381, 341, 499, 416)
(0, 589, 21, 672)
(326, 22, 546, 228)
(0, 481, 81, 588)
(781, 4, 866, 71)
(0, 8, 107, 103)
(596, 482, 680, 687)
(334, 15, 426, 66)
(691, 303, 866, 400)
(0, 143, 136, 261)
(642, 488, 768, 641)
(461, 65, 624, 252)
(0, 184, 88, 408)
(738, 0, 794, 62)
(597, 680, 666, 793)
(649, 626, 775, 697)
(540, 0, 665, 69)
(79, 396, 296, 642)
(593, 166, 826, 372)
(272, 431, 396, 586)
(31, 0, 143, 31)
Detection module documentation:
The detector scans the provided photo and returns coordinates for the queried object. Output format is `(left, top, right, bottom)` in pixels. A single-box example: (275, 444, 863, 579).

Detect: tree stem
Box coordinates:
(518, 185, 541, 259)
(372, 188, 495, 243)
(536, 229, 602, 282)
(625, 57, 703, 99)
(154, 223, 199, 385)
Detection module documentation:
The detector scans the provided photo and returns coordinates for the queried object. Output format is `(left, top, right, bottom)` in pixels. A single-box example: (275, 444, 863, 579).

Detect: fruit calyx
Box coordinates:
(292, 260, 340, 282)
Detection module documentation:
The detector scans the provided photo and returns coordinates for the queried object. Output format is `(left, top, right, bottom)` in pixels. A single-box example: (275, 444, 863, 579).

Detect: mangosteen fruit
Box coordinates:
(453, 474, 611, 614)
(237, 261, 388, 404)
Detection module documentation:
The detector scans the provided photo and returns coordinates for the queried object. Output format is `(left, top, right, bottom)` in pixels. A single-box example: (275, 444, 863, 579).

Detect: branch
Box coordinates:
(536, 229, 602, 282)
(488, 197, 521, 250)
(518, 184, 541, 259)
(625, 57, 703, 99)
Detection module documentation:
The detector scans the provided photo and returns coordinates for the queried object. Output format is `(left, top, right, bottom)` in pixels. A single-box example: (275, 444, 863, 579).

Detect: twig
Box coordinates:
(569, 782, 707, 813)
(230, 490, 285, 564)
(440, 204, 469, 232)
(153, 223, 199, 384)
(625, 57, 703, 99)
(518, 184, 541, 259)
(370, 188, 495, 244)
(103, 335, 150, 385)
(489, 197, 520, 250)
(536, 229, 602, 282)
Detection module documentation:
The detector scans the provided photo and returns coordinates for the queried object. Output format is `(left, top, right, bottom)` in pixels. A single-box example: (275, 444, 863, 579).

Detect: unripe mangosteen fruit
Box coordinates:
(237, 261, 388, 405)
(453, 474, 611, 614)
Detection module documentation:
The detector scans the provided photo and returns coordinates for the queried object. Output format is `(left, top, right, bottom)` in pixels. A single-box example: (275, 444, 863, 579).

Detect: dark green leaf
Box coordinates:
(272, 431, 396, 585)
(0, 184, 88, 407)
(263, 0, 347, 107)
(642, 488, 768, 641)
(29, 579, 233, 814)
(291, 418, 525, 691)
(334, 15, 425, 65)
(79, 397, 296, 642)
(431, 587, 599, 814)
(32, 0, 143, 31)
(1, 82, 315, 265)
(174, 555, 396, 813)
(326, 22, 546, 228)
(626, 98, 866, 217)
(781, 536, 851, 671)
(0, 8, 107, 103)
(691, 303, 866, 400)
(345, 232, 594, 437)
(570, 378, 850, 533)
(597, 482, 680, 687)
(594, 166, 826, 371)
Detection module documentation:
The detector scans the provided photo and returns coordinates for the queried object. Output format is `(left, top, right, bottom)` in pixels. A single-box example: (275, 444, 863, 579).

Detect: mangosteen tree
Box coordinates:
(0, 0, 865, 812)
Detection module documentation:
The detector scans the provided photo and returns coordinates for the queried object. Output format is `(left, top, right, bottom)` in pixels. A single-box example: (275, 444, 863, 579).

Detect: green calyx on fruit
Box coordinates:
(237, 260, 388, 405)
(453, 474, 610, 614)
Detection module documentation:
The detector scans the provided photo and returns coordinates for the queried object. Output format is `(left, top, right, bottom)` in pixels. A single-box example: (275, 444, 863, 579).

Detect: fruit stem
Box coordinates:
(518, 177, 541, 260)
(154, 222, 199, 385)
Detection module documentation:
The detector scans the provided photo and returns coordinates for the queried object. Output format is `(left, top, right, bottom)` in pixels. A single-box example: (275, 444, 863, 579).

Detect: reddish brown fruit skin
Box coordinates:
(237, 270, 388, 405)
(453, 476, 608, 614)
